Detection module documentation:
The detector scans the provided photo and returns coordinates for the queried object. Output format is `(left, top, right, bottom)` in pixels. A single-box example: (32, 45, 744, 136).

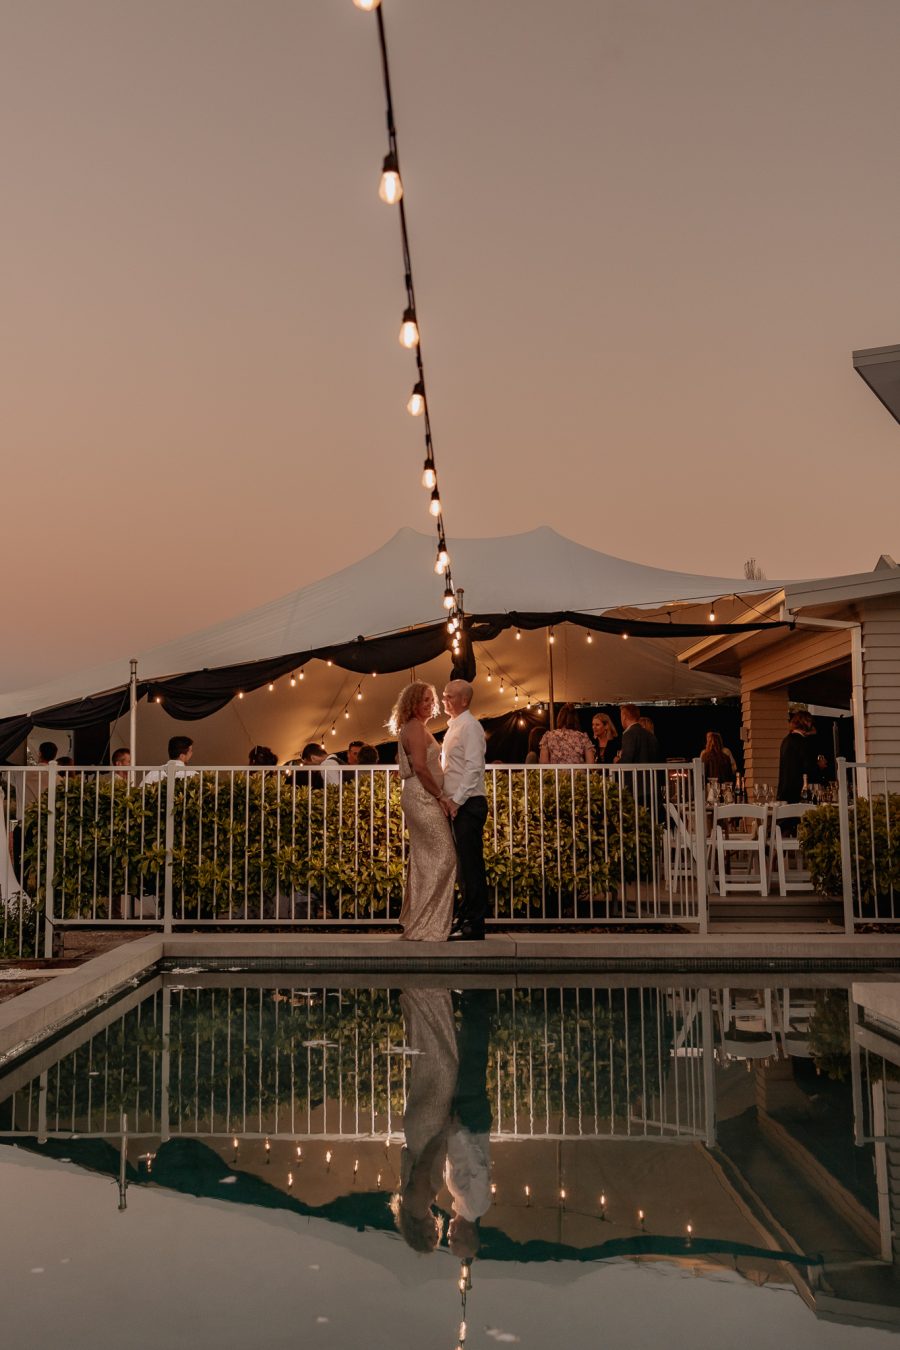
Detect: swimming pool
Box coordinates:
(3, 973, 900, 1347)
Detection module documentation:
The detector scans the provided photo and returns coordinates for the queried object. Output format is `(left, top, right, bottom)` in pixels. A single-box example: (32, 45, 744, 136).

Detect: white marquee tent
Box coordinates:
(1, 528, 780, 764)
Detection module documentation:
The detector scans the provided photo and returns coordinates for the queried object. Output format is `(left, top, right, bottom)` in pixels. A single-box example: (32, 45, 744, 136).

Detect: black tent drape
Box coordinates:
(0, 610, 790, 748)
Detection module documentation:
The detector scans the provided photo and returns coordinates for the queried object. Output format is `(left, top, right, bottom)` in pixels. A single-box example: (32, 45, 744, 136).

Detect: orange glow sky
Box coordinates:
(3, 0, 900, 691)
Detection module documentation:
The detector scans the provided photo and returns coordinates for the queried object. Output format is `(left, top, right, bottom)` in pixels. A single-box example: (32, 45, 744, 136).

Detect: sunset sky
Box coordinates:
(3, 0, 900, 691)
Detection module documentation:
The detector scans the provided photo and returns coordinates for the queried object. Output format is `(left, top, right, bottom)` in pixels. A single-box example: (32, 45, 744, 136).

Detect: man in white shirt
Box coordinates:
(441, 680, 488, 941)
(142, 736, 196, 785)
(445, 989, 493, 1259)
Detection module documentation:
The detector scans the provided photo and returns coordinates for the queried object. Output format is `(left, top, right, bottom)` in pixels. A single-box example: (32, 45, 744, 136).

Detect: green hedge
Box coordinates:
(799, 795, 900, 910)
(13, 770, 655, 930)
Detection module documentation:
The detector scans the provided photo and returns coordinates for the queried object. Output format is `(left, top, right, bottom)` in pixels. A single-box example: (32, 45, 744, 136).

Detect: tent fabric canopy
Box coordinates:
(0, 528, 785, 759)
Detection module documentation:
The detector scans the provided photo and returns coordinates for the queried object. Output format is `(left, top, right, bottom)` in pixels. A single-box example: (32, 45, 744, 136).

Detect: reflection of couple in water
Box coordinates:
(391, 988, 492, 1260)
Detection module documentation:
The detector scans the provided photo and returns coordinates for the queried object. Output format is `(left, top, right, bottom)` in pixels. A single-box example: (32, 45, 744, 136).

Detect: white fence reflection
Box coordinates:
(1, 760, 708, 954)
(0, 983, 711, 1144)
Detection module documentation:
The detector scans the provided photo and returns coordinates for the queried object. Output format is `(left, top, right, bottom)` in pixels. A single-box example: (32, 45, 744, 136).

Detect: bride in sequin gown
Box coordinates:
(389, 682, 457, 942)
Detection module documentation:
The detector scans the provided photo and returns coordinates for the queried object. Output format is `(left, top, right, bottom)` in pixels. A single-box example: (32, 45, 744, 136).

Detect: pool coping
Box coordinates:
(4, 931, 900, 1062)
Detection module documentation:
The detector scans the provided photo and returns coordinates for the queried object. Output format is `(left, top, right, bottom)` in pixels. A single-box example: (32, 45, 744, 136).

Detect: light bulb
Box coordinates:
(486, 673, 492, 683)
(356, 690, 363, 701)
(353, 0, 380, 10)
(326, 659, 332, 667)
(344, 709, 350, 719)
(549, 632, 555, 645)
(407, 381, 425, 416)
(514, 689, 519, 702)
(499, 681, 505, 693)
(586, 632, 593, 644)
(288, 1171, 294, 1188)
(622, 632, 629, 641)
(435, 553, 447, 575)
(447, 621, 455, 634)
(268, 683, 275, 692)
(290, 674, 297, 687)
(429, 488, 442, 517)
(399, 307, 419, 349)
(238, 691, 244, 700)
(299, 669, 305, 680)
(515, 628, 521, 640)
(517, 717, 525, 727)
(422, 458, 436, 490)
(708, 607, 716, 623)
(330, 726, 336, 736)
(378, 152, 402, 204)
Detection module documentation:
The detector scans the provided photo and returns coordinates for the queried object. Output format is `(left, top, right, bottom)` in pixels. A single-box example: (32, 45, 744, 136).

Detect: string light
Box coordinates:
(238, 691, 244, 700)
(378, 150, 402, 203)
(524, 1184, 531, 1206)
(549, 630, 555, 645)
(443, 582, 455, 610)
(356, 688, 363, 701)
(586, 631, 593, 644)
(330, 725, 337, 737)
(290, 673, 297, 687)
(265, 1137, 271, 1162)
(298, 669, 305, 680)
(399, 306, 419, 349)
(708, 603, 717, 623)
(599, 1192, 607, 1219)
(267, 683, 275, 692)
(288, 1171, 294, 1188)
(363, 1, 462, 632)
(296, 1145, 303, 1161)
(515, 628, 521, 640)
(622, 632, 629, 641)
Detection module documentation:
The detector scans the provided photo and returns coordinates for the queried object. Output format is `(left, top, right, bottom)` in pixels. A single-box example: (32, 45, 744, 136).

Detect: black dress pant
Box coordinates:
(453, 795, 489, 928)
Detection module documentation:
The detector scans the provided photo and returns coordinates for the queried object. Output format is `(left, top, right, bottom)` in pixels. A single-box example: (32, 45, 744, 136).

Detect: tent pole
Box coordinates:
(546, 629, 556, 729)
(129, 659, 138, 762)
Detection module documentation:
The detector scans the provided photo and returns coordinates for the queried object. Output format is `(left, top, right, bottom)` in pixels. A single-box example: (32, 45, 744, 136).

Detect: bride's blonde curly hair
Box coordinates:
(387, 681, 439, 737)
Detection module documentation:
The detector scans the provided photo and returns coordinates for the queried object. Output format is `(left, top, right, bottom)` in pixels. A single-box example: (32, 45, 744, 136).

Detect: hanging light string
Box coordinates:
(472, 643, 539, 707)
(355, 0, 461, 632)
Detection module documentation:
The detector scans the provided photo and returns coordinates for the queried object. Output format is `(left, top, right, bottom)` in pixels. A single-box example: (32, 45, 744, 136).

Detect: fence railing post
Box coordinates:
(163, 761, 176, 934)
(837, 756, 855, 933)
(43, 765, 58, 959)
(691, 757, 709, 934)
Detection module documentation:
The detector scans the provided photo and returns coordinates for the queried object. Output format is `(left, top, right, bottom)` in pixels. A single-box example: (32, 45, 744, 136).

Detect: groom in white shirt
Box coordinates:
(441, 680, 488, 941)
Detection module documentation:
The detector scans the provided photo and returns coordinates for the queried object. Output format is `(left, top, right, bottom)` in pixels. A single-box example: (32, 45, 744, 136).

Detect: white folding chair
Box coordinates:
(712, 804, 769, 897)
(664, 803, 698, 890)
(775, 987, 816, 1058)
(768, 804, 815, 896)
(719, 988, 778, 1062)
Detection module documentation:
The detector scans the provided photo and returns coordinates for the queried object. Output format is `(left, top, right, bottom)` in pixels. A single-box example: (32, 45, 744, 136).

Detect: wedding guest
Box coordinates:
(355, 743, 379, 764)
(111, 747, 132, 784)
(524, 726, 544, 765)
(638, 715, 656, 737)
(777, 712, 819, 802)
(617, 705, 660, 763)
(442, 680, 489, 942)
(389, 682, 456, 942)
(539, 703, 596, 765)
(37, 742, 58, 765)
(592, 711, 619, 764)
(346, 740, 364, 766)
(300, 741, 343, 788)
(142, 736, 196, 785)
(248, 745, 278, 766)
(700, 731, 737, 784)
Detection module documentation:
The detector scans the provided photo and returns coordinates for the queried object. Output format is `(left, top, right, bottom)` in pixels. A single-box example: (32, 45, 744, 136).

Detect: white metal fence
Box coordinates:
(1, 760, 710, 954)
(837, 759, 900, 929)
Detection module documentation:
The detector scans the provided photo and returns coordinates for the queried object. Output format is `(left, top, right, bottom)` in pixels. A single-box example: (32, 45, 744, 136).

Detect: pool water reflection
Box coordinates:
(3, 975, 900, 1347)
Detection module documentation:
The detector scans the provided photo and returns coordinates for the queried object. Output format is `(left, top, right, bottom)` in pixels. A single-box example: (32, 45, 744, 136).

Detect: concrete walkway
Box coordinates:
(3, 929, 900, 1065)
